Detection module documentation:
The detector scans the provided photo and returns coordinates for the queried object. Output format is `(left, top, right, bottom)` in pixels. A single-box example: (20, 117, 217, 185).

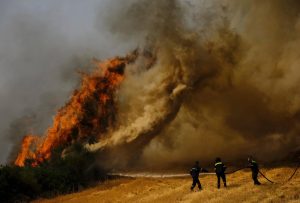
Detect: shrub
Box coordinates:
(0, 143, 107, 202)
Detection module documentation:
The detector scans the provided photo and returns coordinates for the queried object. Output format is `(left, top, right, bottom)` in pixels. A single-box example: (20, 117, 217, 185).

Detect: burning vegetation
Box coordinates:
(15, 51, 140, 167)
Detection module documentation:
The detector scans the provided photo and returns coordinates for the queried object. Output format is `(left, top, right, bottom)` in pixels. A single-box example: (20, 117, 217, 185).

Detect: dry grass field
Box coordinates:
(35, 167, 299, 203)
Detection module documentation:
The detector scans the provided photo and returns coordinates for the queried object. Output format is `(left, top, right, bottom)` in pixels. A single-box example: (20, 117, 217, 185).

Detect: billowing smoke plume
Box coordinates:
(88, 0, 300, 169)
(5, 0, 300, 169)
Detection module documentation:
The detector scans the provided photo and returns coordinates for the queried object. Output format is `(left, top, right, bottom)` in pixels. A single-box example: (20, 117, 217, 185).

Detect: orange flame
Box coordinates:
(15, 51, 139, 166)
(14, 135, 38, 167)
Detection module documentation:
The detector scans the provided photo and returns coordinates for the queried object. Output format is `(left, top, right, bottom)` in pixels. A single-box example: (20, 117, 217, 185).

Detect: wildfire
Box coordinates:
(14, 135, 38, 167)
(15, 50, 139, 167)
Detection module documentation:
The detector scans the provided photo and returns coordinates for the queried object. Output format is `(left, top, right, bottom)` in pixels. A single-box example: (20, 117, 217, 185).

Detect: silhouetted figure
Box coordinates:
(190, 161, 206, 191)
(248, 156, 261, 185)
(214, 157, 227, 189)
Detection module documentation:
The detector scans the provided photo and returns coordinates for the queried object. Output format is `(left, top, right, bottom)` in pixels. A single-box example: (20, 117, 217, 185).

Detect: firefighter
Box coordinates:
(189, 161, 206, 191)
(248, 156, 261, 185)
(214, 157, 227, 189)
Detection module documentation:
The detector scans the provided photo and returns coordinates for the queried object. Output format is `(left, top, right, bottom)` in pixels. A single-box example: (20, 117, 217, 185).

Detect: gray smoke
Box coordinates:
(87, 0, 300, 169)
(0, 0, 136, 164)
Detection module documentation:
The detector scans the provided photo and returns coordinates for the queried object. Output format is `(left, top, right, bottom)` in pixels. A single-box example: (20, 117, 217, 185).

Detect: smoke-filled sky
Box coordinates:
(92, 0, 300, 169)
(1, 0, 300, 168)
(0, 0, 138, 164)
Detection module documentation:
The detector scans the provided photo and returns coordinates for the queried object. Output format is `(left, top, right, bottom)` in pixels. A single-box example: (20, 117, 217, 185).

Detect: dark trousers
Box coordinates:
(216, 173, 227, 188)
(191, 177, 202, 190)
(252, 171, 261, 185)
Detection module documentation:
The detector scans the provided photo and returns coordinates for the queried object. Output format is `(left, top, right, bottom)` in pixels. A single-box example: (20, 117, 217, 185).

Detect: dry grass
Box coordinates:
(34, 167, 299, 203)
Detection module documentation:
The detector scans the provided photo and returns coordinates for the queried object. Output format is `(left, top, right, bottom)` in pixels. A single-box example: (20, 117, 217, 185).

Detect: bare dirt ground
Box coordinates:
(35, 167, 299, 203)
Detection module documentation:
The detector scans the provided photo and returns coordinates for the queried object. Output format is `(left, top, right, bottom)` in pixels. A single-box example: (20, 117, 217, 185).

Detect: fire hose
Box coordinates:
(225, 167, 276, 184)
(224, 167, 276, 184)
(225, 167, 247, 175)
(224, 167, 277, 183)
(258, 170, 275, 184)
(286, 163, 299, 182)
(224, 166, 276, 183)
(258, 163, 299, 184)
(109, 163, 299, 184)
(225, 163, 300, 184)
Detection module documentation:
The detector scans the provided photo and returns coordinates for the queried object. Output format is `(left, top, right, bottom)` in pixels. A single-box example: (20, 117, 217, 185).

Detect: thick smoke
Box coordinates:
(88, 1, 220, 167)
(0, 0, 136, 164)
(142, 0, 300, 168)
(88, 0, 300, 169)
(3, 0, 300, 169)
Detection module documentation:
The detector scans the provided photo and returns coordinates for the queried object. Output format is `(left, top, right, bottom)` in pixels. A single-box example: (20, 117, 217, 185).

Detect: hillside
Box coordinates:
(35, 167, 299, 203)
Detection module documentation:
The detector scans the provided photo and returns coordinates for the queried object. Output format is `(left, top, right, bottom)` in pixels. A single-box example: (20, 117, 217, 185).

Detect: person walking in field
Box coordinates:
(214, 157, 227, 189)
(248, 156, 261, 185)
(190, 161, 207, 191)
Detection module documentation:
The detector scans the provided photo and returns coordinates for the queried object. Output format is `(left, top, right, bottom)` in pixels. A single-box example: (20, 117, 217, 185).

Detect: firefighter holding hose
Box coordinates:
(214, 157, 227, 189)
(248, 156, 261, 185)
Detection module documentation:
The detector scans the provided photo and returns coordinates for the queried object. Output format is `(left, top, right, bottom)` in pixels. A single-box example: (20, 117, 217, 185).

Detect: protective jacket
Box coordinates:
(214, 161, 227, 174)
(248, 160, 259, 173)
(190, 165, 201, 178)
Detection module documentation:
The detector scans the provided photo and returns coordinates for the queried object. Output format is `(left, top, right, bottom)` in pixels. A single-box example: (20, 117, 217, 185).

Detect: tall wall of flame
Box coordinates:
(15, 52, 139, 166)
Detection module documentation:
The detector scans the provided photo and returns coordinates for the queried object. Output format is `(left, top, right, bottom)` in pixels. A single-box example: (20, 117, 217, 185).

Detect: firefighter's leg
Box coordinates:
(196, 178, 202, 190)
(254, 172, 261, 185)
(252, 172, 255, 184)
(191, 178, 196, 190)
(221, 173, 227, 187)
(252, 172, 260, 185)
(217, 174, 221, 189)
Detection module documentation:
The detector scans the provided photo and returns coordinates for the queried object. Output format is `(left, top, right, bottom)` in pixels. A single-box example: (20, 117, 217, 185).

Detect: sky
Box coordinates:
(0, 0, 137, 164)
